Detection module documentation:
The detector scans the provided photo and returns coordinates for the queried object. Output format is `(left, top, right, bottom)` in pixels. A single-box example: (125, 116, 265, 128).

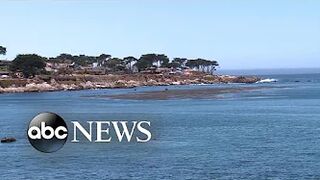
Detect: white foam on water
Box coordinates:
(257, 78, 278, 83)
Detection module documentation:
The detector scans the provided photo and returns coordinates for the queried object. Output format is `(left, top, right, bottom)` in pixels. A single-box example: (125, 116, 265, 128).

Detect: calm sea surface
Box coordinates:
(1, 73, 320, 179)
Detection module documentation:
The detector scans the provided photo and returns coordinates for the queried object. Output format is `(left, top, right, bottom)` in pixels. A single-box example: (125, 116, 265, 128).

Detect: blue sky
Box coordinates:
(0, 0, 319, 69)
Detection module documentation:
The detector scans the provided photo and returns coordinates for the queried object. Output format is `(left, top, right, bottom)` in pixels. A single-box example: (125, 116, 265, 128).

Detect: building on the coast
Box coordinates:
(152, 61, 161, 68)
(169, 70, 183, 75)
(0, 60, 11, 78)
(0, 71, 10, 78)
(45, 62, 76, 73)
(183, 68, 198, 75)
(74, 66, 107, 75)
(140, 67, 183, 75)
(92, 62, 98, 68)
(45, 63, 58, 72)
(155, 67, 171, 74)
(13, 72, 24, 78)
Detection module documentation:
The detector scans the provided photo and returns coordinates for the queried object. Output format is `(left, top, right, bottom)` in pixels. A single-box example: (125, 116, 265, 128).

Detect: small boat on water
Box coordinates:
(1, 137, 16, 143)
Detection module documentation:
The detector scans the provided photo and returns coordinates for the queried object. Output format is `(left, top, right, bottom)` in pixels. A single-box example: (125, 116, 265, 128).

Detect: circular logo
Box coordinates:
(27, 112, 68, 153)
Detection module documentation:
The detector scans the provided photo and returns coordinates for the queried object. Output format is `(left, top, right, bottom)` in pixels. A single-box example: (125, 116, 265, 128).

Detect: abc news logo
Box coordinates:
(27, 112, 151, 153)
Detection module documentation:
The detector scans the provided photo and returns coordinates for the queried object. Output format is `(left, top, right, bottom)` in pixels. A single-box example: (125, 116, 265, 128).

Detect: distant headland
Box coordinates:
(0, 45, 260, 93)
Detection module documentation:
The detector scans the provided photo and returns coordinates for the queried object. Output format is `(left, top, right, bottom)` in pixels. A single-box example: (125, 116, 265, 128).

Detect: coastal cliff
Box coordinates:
(0, 73, 260, 93)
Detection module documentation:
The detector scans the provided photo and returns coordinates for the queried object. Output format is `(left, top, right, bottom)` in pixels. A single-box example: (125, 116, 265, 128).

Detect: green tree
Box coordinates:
(135, 54, 157, 71)
(186, 58, 219, 74)
(172, 58, 187, 68)
(73, 54, 97, 66)
(206, 60, 219, 74)
(186, 59, 199, 70)
(56, 53, 74, 62)
(156, 54, 169, 67)
(97, 54, 111, 66)
(166, 62, 180, 68)
(106, 58, 125, 72)
(135, 53, 170, 70)
(98, 54, 111, 60)
(10, 54, 46, 78)
(0, 46, 6, 55)
(123, 56, 137, 72)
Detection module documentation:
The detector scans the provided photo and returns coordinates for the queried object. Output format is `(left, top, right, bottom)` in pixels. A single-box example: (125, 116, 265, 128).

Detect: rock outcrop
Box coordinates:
(0, 73, 260, 93)
(1, 137, 16, 143)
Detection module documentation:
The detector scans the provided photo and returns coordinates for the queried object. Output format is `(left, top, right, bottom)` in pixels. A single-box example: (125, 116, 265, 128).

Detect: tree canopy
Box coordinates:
(10, 54, 46, 78)
(105, 58, 125, 71)
(7, 52, 219, 76)
(134, 54, 218, 73)
(123, 56, 138, 72)
(186, 59, 219, 74)
(135, 54, 157, 71)
(47, 53, 219, 73)
(0, 46, 6, 55)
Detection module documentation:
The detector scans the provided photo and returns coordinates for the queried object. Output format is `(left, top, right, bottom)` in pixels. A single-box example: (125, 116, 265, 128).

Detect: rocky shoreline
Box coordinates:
(0, 73, 260, 93)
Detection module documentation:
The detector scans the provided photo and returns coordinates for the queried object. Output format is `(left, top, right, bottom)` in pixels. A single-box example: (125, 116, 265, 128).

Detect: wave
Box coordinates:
(257, 78, 278, 83)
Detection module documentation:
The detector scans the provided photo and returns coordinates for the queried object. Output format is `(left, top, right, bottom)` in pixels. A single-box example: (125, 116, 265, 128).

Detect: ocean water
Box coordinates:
(1, 73, 320, 179)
